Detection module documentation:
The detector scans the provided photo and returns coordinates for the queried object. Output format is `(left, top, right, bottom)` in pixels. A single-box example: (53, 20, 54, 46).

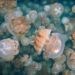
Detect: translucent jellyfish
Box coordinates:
(5, 7, 23, 22)
(25, 62, 42, 75)
(0, 0, 4, 9)
(61, 17, 70, 25)
(72, 5, 75, 13)
(26, 10, 38, 24)
(63, 70, 74, 75)
(0, 38, 19, 61)
(34, 28, 51, 54)
(38, 12, 50, 25)
(67, 50, 75, 71)
(72, 31, 75, 48)
(51, 63, 65, 75)
(61, 17, 74, 33)
(55, 54, 66, 64)
(0, 0, 17, 14)
(20, 36, 32, 46)
(7, 16, 30, 37)
(44, 5, 51, 14)
(43, 33, 65, 59)
(50, 3, 64, 17)
(0, 0, 16, 9)
(4, 0, 17, 9)
(21, 55, 33, 66)
(72, 31, 75, 41)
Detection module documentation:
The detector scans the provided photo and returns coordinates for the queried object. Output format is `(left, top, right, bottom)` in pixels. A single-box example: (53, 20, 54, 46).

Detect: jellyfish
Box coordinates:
(7, 16, 30, 37)
(43, 33, 66, 59)
(33, 28, 51, 54)
(0, 38, 19, 61)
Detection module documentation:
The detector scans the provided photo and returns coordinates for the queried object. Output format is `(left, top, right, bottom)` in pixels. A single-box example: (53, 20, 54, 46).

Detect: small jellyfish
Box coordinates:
(26, 10, 38, 24)
(38, 12, 50, 25)
(51, 63, 65, 75)
(25, 61, 42, 75)
(0, 0, 17, 14)
(0, 38, 19, 61)
(63, 70, 72, 75)
(72, 31, 75, 48)
(43, 33, 65, 59)
(5, 7, 23, 22)
(72, 5, 75, 13)
(0, 0, 4, 9)
(50, 3, 64, 17)
(20, 36, 32, 46)
(34, 28, 51, 54)
(72, 31, 75, 41)
(21, 55, 33, 66)
(44, 5, 51, 15)
(61, 17, 74, 33)
(55, 54, 66, 64)
(5, 0, 17, 9)
(7, 16, 30, 37)
(61, 17, 70, 25)
(67, 51, 75, 70)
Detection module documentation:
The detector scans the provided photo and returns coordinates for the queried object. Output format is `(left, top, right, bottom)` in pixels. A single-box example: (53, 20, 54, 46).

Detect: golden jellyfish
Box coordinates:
(34, 29, 51, 54)
(43, 33, 65, 59)
(7, 16, 30, 37)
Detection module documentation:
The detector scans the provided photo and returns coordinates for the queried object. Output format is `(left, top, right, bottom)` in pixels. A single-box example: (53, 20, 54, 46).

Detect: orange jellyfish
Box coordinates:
(7, 16, 30, 37)
(34, 29, 51, 54)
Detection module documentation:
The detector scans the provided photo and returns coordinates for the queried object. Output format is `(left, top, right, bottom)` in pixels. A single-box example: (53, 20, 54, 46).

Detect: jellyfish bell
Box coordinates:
(50, 3, 64, 17)
(67, 51, 75, 71)
(7, 16, 30, 38)
(34, 28, 51, 54)
(43, 33, 65, 59)
(0, 38, 19, 61)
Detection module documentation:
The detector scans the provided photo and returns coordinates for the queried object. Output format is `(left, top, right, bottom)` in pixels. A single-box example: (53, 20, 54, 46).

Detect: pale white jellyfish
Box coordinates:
(44, 5, 51, 15)
(61, 17, 70, 24)
(0, 38, 19, 61)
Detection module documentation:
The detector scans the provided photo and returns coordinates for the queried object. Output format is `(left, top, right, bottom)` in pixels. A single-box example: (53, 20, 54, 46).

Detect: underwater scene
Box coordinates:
(0, 0, 75, 75)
